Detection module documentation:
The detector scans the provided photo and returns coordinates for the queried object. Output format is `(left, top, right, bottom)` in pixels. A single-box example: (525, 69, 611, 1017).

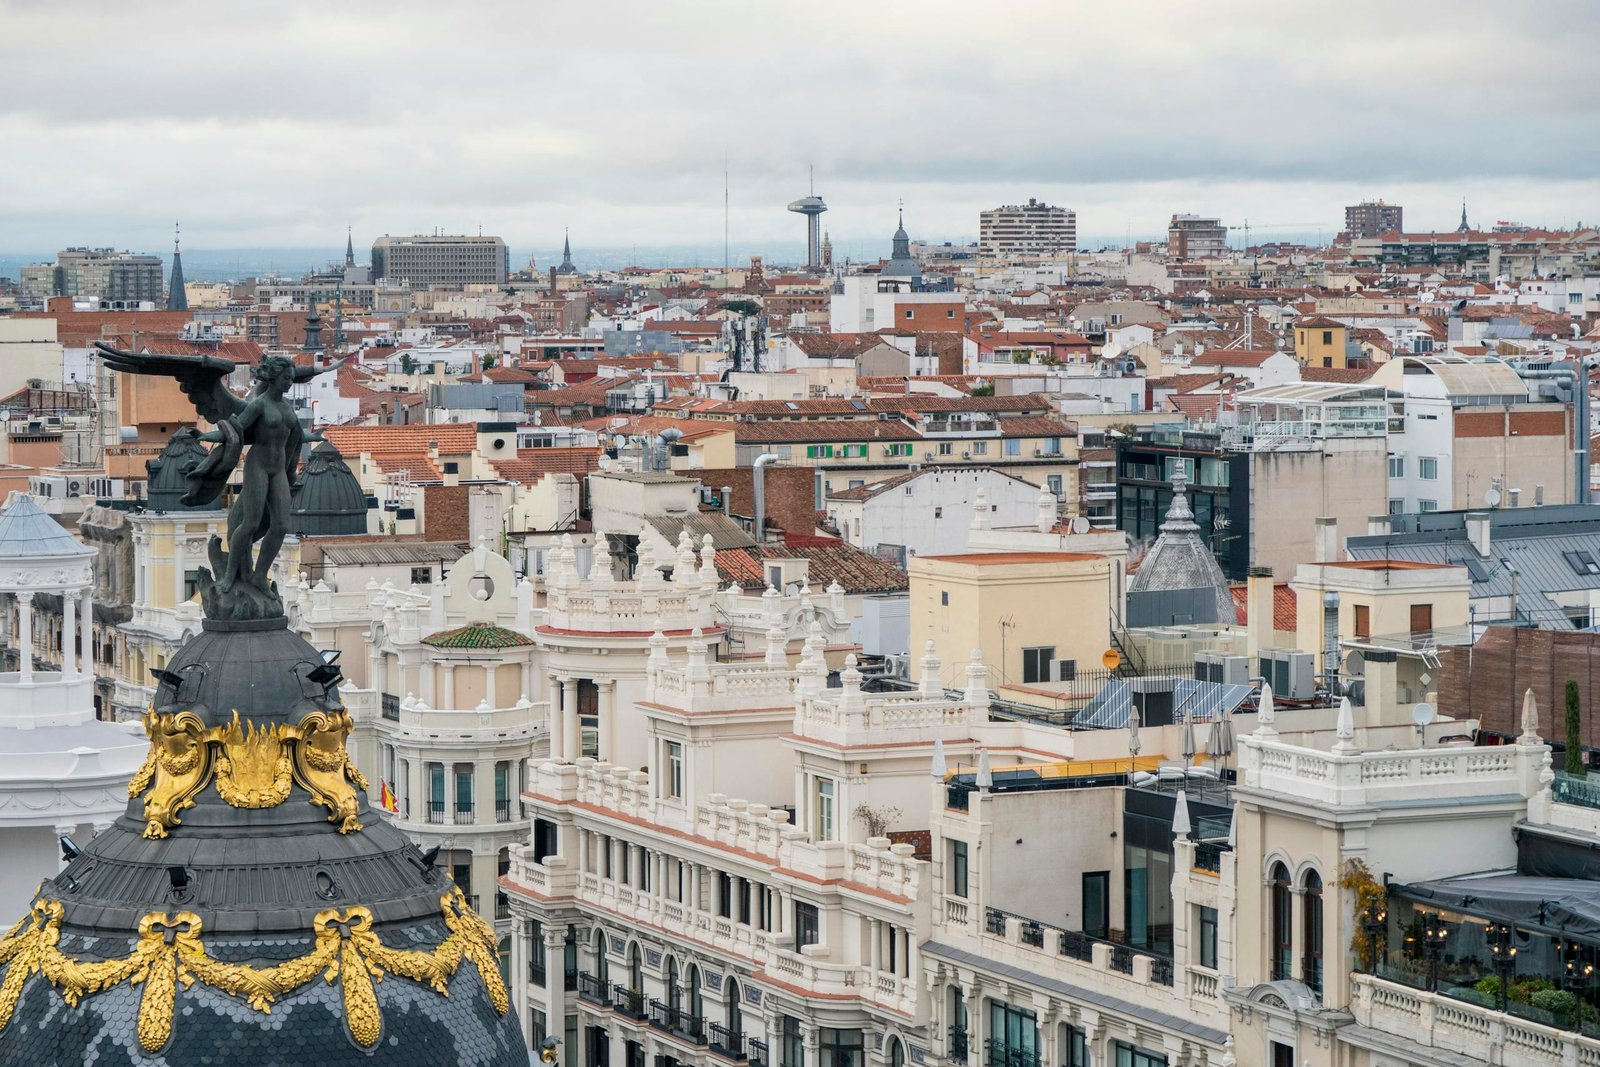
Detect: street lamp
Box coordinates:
(1488, 923, 1519, 1011)
(1421, 912, 1451, 992)
(1361, 898, 1389, 972)
(1562, 939, 1594, 1030)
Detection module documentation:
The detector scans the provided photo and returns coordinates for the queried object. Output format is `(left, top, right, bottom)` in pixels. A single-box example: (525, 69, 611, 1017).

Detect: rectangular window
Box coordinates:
(988, 1001, 1038, 1066)
(1046, 474, 1063, 496)
(183, 569, 204, 601)
(1082, 872, 1110, 939)
(1063, 1027, 1089, 1067)
(793, 902, 820, 950)
(1115, 1043, 1168, 1067)
(454, 764, 473, 816)
(1389, 498, 1404, 515)
(1410, 603, 1433, 636)
(939, 442, 954, 456)
(495, 761, 510, 819)
(1419, 499, 1438, 512)
(1353, 604, 1370, 641)
(949, 839, 969, 897)
(971, 441, 988, 455)
(820, 1029, 864, 1067)
(1198, 906, 1218, 969)
(1004, 439, 1021, 457)
(1418, 457, 1438, 480)
(814, 777, 836, 841)
(1021, 646, 1055, 685)
(1388, 455, 1404, 478)
(940, 591, 949, 606)
(428, 763, 445, 820)
(663, 741, 684, 799)
(410, 565, 433, 585)
(781, 1017, 804, 1067)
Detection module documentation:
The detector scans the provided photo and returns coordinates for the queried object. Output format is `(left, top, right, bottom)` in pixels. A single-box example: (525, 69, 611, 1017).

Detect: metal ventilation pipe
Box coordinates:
(752, 453, 779, 542)
(722, 486, 733, 517)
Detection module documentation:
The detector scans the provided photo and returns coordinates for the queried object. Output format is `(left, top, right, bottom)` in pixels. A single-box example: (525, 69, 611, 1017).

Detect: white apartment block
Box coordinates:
(979, 201, 1079, 259)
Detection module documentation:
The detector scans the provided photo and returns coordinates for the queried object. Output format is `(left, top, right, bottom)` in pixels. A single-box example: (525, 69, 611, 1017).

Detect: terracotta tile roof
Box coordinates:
(423, 623, 534, 649)
(370, 452, 442, 479)
(1298, 366, 1375, 384)
(790, 333, 893, 359)
(323, 423, 480, 456)
(825, 470, 922, 501)
(1168, 393, 1222, 420)
(714, 541, 909, 594)
(1190, 349, 1281, 368)
(1229, 582, 1298, 632)
(141, 339, 266, 364)
(489, 448, 602, 484)
(731, 421, 922, 444)
(994, 416, 1075, 438)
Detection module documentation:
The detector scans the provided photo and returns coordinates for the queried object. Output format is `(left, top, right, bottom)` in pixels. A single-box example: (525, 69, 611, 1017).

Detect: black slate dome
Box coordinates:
(289, 440, 370, 537)
(0, 618, 525, 1066)
(145, 430, 222, 512)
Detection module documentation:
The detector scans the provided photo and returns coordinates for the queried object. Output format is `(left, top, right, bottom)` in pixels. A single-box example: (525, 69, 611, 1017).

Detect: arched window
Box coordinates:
(687, 963, 703, 1019)
(665, 956, 682, 1012)
(948, 986, 969, 1062)
(726, 977, 743, 1033)
(1270, 863, 1293, 981)
(594, 929, 609, 986)
(1302, 869, 1324, 997)
(628, 943, 643, 993)
(889, 1038, 906, 1067)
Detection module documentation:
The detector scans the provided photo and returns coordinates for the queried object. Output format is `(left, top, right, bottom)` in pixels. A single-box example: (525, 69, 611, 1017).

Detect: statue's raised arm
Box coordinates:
(93, 342, 343, 621)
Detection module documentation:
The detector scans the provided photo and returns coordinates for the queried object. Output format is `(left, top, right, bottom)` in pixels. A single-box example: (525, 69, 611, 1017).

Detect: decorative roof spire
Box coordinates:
(166, 221, 188, 312)
(1160, 463, 1198, 532)
(1458, 200, 1470, 233)
(556, 228, 577, 275)
(345, 226, 355, 268)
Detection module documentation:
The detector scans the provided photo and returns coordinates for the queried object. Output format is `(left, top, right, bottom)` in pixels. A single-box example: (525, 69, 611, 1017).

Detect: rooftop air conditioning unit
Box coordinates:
(1257, 648, 1315, 701)
(962, 451, 971, 459)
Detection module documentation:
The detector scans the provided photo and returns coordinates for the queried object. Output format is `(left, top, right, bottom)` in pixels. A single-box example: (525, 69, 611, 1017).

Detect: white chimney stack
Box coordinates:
(1314, 517, 1339, 564)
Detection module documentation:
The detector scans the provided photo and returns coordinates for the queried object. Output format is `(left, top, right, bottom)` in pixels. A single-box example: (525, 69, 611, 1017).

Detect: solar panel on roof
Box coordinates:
(1449, 556, 1490, 582)
(1172, 678, 1255, 722)
(1074, 680, 1132, 729)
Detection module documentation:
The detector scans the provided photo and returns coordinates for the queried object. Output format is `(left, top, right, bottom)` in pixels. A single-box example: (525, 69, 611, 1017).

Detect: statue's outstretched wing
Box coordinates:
(92, 342, 244, 424)
(293, 355, 348, 384)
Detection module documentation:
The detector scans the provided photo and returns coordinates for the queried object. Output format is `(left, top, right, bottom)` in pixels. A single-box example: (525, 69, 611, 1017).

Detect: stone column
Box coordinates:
(80, 591, 93, 679)
(511, 915, 529, 1029)
(17, 592, 33, 684)
(869, 918, 883, 974)
(548, 674, 565, 760)
(61, 590, 77, 676)
(562, 679, 580, 760)
(598, 680, 615, 762)
(485, 662, 498, 708)
(544, 925, 567, 1048)
(410, 757, 426, 823)
(442, 663, 456, 709)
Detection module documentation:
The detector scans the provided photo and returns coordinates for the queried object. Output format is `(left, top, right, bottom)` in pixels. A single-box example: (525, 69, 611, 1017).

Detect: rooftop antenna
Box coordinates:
(723, 156, 730, 286)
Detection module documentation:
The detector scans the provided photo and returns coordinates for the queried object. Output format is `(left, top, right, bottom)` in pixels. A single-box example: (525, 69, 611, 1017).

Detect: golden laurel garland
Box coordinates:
(0, 888, 507, 1053)
(131, 708, 369, 838)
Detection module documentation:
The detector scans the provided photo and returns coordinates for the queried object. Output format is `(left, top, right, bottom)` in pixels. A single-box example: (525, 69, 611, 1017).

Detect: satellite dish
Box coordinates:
(1412, 702, 1435, 727)
(1344, 650, 1366, 677)
(1071, 516, 1091, 534)
(1484, 488, 1503, 508)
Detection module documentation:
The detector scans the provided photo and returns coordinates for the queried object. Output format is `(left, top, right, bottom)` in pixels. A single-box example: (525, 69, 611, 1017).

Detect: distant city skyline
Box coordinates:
(2, 0, 1595, 255)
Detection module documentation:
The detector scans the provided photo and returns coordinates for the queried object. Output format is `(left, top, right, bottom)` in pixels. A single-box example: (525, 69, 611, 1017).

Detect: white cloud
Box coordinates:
(1, 0, 1595, 254)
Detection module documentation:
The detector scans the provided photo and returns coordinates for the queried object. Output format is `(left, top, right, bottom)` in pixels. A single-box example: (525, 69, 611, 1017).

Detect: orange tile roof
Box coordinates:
(1229, 582, 1298, 631)
(323, 423, 480, 457)
(916, 551, 1104, 565)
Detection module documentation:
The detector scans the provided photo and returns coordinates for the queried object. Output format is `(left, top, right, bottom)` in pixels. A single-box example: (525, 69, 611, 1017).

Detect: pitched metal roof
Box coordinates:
(317, 541, 469, 567)
(0, 492, 91, 558)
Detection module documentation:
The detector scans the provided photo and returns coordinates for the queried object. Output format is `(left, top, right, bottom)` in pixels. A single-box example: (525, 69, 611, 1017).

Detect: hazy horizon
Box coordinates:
(3, 0, 1595, 258)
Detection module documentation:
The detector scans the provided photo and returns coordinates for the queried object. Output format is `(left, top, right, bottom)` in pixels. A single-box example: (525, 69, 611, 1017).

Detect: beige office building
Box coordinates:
(372, 234, 510, 288)
(979, 199, 1078, 258)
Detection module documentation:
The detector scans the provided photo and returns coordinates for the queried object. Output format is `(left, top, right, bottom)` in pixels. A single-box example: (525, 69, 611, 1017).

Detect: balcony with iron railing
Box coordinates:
(612, 984, 647, 1020)
(747, 1038, 769, 1067)
(947, 1026, 969, 1064)
(648, 1000, 706, 1044)
(577, 972, 608, 1004)
(708, 1023, 747, 1060)
(984, 1039, 1041, 1067)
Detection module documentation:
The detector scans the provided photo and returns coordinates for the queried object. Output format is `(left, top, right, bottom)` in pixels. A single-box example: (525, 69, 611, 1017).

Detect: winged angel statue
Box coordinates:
(94, 342, 341, 620)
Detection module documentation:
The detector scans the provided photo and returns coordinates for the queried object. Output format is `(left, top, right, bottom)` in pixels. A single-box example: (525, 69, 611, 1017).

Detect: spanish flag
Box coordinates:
(378, 778, 399, 814)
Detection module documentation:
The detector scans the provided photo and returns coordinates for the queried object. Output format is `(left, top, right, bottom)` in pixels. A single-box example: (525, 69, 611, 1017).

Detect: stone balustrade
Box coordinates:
(1239, 734, 1548, 808)
(1352, 973, 1600, 1067)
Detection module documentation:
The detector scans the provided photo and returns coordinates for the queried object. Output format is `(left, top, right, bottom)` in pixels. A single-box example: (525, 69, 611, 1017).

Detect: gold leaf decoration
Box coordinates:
(0, 889, 504, 1051)
(213, 714, 294, 810)
(132, 709, 372, 835)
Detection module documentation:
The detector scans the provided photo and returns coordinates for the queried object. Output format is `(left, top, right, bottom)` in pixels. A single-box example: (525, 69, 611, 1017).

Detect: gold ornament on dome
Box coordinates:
(132, 708, 370, 837)
(0, 889, 506, 1053)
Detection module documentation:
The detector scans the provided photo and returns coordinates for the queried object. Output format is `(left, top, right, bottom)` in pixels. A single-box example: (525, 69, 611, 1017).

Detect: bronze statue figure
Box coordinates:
(94, 342, 341, 620)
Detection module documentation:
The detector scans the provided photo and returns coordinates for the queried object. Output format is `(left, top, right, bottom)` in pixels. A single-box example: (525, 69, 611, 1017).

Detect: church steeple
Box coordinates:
(1458, 200, 1470, 233)
(883, 204, 920, 280)
(345, 226, 355, 268)
(165, 221, 188, 312)
(556, 228, 577, 275)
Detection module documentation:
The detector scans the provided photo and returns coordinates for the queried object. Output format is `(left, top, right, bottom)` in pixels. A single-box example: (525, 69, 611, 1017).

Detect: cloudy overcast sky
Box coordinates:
(2, 0, 1596, 260)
